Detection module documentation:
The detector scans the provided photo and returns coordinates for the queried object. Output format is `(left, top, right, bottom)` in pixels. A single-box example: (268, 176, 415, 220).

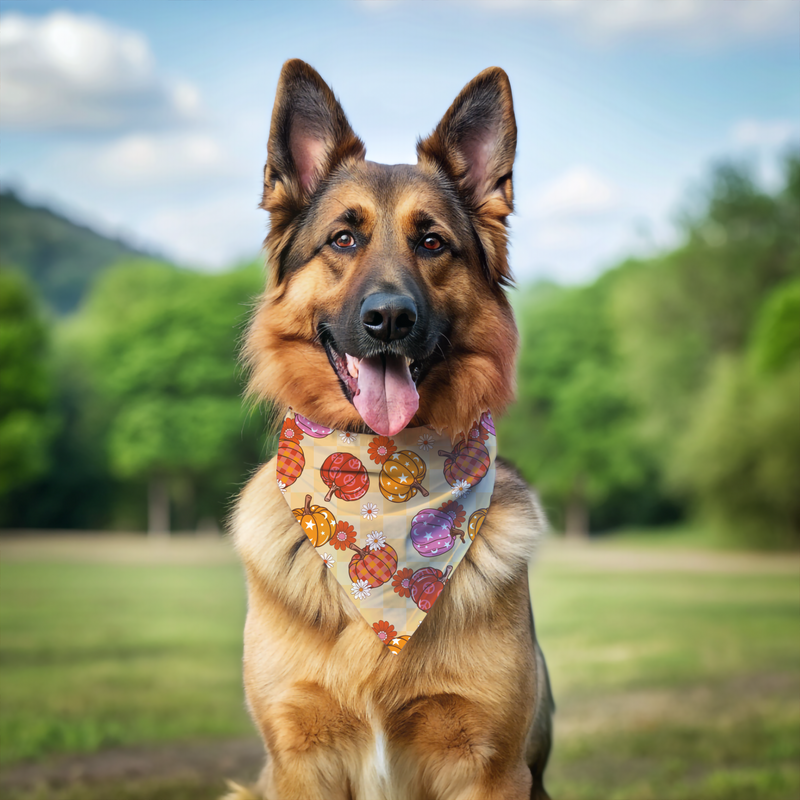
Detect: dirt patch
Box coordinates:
(0, 738, 263, 798)
(554, 670, 800, 738)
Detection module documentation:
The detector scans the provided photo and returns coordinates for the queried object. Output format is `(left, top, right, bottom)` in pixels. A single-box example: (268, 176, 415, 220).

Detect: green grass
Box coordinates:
(0, 556, 252, 765)
(532, 545, 800, 799)
(1, 534, 799, 799)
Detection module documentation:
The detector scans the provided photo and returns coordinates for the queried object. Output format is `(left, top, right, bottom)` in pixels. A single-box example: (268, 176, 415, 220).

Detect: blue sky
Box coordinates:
(1, 0, 798, 283)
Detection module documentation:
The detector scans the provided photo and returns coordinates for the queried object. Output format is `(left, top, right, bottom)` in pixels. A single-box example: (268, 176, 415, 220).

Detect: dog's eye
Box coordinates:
(332, 232, 356, 249)
(420, 235, 443, 252)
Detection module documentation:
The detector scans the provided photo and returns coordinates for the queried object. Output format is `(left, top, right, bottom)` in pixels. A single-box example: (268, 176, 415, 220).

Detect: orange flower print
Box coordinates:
(280, 418, 304, 443)
(392, 568, 414, 598)
(372, 620, 397, 643)
(468, 423, 489, 443)
(438, 500, 466, 529)
(331, 521, 357, 551)
(368, 436, 397, 465)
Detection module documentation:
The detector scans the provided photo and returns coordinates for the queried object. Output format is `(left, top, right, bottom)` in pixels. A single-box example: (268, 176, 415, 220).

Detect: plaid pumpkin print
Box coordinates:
(439, 439, 491, 487)
(277, 439, 305, 485)
(348, 543, 397, 587)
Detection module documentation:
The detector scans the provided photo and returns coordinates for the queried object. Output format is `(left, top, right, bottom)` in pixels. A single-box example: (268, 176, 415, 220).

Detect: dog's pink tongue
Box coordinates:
(353, 354, 419, 436)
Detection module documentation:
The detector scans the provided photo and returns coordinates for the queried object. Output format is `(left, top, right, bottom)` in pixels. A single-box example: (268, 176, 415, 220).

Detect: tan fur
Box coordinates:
(229, 60, 553, 799)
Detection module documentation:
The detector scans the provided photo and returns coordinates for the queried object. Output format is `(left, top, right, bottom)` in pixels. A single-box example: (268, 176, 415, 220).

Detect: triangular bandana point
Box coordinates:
(277, 410, 498, 650)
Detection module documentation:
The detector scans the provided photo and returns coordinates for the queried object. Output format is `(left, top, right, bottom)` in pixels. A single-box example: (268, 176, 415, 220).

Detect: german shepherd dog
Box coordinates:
(229, 59, 553, 800)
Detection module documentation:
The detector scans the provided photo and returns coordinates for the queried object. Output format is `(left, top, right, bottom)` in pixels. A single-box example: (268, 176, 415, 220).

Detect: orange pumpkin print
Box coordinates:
(387, 634, 410, 655)
(292, 494, 336, 547)
(468, 507, 489, 541)
(379, 450, 429, 503)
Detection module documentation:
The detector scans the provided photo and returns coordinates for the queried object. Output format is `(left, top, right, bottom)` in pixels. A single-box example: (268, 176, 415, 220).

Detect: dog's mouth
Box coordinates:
(321, 330, 437, 436)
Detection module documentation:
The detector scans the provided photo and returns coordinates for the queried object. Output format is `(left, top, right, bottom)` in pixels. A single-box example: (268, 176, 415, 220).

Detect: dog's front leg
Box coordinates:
(247, 680, 371, 800)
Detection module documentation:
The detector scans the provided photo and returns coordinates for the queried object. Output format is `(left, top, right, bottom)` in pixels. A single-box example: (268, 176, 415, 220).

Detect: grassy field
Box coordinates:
(0, 533, 798, 799)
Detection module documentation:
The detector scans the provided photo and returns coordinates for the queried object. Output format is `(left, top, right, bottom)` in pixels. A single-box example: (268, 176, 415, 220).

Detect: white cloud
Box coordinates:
(532, 166, 621, 220)
(476, 0, 796, 47)
(731, 119, 799, 149)
(143, 197, 266, 270)
(0, 11, 201, 130)
(89, 133, 234, 186)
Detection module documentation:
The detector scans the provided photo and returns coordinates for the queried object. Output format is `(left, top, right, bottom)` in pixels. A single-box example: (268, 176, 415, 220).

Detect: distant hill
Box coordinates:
(0, 190, 150, 314)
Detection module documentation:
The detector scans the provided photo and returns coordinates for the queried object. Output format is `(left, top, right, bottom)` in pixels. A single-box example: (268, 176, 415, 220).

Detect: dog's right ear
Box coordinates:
(262, 60, 365, 221)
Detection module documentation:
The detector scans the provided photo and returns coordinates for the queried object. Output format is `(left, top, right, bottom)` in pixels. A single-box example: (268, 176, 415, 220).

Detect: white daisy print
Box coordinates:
(340, 431, 357, 444)
(351, 579, 371, 600)
(277, 479, 287, 494)
(451, 478, 472, 498)
(417, 433, 435, 451)
(361, 502, 379, 520)
(366, 531, 386, 551)
(321, 553, 335, 568)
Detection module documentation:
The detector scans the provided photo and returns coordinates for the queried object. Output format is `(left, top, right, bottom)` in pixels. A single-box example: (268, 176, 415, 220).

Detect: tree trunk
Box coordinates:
(148, 476, 170, 537)
(565, 480, 589, 540)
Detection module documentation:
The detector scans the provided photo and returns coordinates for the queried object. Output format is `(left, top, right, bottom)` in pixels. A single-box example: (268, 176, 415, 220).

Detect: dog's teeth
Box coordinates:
(346, 354, 360, 379)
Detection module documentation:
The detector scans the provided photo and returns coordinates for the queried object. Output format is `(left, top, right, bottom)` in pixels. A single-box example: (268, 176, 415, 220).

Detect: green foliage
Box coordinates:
(749, 277, 800, 374)
(0, 190, 146, 315)
(669, 279, 800, 547)
(613, 155, 800, 453)
(500, 272, 661, 533)
(68, 260, 267, 529)
(501, 151, 800, 545)
(607, 152, 800, 546)
(0, 270, 57, 504)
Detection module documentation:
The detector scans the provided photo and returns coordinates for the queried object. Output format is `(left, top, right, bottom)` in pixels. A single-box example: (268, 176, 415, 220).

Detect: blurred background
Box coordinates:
(0, 1, 798, 798)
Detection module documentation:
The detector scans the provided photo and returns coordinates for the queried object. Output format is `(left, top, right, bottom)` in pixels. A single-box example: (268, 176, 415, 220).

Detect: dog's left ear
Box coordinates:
(417, 67, 516, 285)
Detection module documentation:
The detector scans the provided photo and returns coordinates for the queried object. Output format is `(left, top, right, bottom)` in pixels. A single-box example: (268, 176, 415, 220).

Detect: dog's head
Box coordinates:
(245, 59, 518, 437)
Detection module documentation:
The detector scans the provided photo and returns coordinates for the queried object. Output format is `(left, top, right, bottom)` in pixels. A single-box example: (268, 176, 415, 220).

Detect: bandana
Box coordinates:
(276, 410, 497, 653)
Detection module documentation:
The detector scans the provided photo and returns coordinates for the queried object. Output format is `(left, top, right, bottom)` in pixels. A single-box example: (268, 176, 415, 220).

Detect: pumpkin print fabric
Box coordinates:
(277, 410, 497, 652)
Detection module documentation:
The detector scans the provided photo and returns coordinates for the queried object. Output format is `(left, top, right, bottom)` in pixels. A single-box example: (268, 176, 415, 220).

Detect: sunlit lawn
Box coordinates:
(533, 544, 800, 799)
(0, 538, 252, 766)
(0, 534, 798, 799)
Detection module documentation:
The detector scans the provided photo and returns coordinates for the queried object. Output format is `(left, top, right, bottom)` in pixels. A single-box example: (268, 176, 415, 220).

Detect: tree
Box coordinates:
(610, 152, 800, 547)
(499, 272, 656, 537)
(612, 153, 800, 460)
(0, 269, 57, 516)
(73, 260, 267, 534)
(670, 279, 800, 547)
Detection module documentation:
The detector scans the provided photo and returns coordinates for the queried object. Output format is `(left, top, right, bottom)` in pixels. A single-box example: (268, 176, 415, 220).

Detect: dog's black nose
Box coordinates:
(360, 292, 417, 342)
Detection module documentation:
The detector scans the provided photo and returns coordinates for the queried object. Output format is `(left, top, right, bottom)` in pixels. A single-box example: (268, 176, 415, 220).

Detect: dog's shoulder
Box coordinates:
(464, 457, 546, 580)
(230, 459, 357, 632)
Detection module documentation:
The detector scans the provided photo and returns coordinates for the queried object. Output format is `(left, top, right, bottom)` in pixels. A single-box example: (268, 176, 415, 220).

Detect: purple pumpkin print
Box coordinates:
(294, 414, 333, 438)
(480, 411, 495, 437)
(410, 508, 466, 557)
